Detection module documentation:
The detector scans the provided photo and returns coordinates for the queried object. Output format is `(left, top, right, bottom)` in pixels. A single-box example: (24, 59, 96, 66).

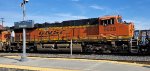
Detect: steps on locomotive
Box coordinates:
(130, 39, 139, 53)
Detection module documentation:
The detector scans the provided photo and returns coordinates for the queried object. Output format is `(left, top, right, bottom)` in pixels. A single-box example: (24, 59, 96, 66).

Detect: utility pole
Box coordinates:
(0, 18, 4, 27)
(20, 0, 29, 62)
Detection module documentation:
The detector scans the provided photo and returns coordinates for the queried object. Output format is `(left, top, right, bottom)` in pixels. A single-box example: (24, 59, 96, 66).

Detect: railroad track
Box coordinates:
(0, 51, 150, 65)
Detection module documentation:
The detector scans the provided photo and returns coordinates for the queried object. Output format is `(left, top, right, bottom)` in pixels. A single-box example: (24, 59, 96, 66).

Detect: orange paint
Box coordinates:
(0, 30, 10, 42)
(12, 15, 134, 42)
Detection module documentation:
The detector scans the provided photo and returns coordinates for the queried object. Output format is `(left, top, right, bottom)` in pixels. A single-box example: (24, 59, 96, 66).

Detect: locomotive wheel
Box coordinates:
(28, 46, 37, 53)
(28, 48, 34, 52)
(98, 45, 112, 53)
(83, 45, 94, 53)
(2, 43, 7, 52)
(18, 49, 22, 52)
(10, 47, 14, 52)
(5, 46, 11, 52)
(2, 46, 7, 52)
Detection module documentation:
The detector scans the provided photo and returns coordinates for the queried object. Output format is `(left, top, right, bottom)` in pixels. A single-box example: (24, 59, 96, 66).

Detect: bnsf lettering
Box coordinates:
(39, 30, 63, 36)
(104, 27, 116, 31)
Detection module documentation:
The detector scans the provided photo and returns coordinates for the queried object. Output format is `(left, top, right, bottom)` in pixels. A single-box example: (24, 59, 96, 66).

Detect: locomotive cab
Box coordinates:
(96, 15, 136, 53)
(99, 15, 134, 40)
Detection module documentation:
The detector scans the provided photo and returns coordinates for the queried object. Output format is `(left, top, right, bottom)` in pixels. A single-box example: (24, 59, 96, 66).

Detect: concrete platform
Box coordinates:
(0, 56, 149, 71)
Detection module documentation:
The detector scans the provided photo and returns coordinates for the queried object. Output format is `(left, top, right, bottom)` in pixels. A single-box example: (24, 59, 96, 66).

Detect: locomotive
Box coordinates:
(0, 15, 149, 54)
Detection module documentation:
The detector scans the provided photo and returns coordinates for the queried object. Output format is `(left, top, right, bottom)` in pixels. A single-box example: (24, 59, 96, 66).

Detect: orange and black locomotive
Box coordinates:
(0, 15, 149, 54)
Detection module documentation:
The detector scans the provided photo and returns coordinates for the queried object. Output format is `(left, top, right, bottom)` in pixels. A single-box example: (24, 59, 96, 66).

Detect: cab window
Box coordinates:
(118, 18, 122, 23)
(110, 18, 114, 24)
(100, 18, 114, 25)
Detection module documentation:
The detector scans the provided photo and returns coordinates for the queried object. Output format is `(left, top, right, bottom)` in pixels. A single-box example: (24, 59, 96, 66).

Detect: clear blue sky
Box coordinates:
(0, 0, 150, 30)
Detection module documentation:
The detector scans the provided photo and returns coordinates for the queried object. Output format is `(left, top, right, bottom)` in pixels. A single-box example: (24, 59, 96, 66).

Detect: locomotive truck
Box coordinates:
(0, 15, 149, 54)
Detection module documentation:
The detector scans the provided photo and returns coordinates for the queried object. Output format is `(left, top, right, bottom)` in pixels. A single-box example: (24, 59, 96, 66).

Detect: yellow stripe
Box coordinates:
(4, 56, 150, 67)
(42, 58, 150, 67)
(37, 25, 98, 29)
(0, 64, 77, 71)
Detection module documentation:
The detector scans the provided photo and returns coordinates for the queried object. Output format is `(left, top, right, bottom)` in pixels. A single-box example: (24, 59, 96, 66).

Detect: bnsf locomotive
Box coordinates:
(0, 15, 149, 54)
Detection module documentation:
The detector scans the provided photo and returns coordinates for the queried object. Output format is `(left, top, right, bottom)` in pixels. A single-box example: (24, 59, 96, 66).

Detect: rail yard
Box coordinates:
(0, 15, 150, 71)
(0, 0, 150, 71)
(0, 14, 150, 71)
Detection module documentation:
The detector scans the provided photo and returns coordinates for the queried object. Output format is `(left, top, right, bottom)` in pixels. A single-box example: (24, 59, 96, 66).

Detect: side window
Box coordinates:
(104, 20, 107, 25)
(108, 20, 111, 24)
(110, 18, 114, 24)
(100, 20, 107, 25)
(118, 18, 122, 23)
(100, 19, 114, 26)
(100, 20, 104, 25)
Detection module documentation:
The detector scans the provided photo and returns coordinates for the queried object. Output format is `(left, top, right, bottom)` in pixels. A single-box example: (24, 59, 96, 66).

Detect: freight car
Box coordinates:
(0, 15, 149, 54)
(133, 30, 150, 54)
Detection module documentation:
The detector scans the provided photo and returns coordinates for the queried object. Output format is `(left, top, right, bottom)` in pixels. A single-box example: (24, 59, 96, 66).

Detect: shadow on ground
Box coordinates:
(143, 66, 150, 68)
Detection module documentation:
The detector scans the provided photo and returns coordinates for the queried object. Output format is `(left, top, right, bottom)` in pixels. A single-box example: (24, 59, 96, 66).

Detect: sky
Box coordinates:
(0, 0, 150, 30)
